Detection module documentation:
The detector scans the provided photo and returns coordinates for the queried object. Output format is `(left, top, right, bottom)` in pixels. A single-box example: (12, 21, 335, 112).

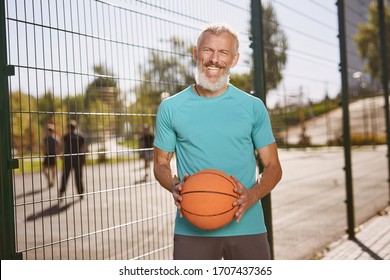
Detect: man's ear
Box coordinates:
(193, 46, 198, 63)
(230, 52, 240, 68)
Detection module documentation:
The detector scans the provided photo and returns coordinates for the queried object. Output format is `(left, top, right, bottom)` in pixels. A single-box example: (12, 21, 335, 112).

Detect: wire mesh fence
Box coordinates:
(6, 0, 252, 260)
(267, 0, 389, 259)
(3, 0, 389, 260)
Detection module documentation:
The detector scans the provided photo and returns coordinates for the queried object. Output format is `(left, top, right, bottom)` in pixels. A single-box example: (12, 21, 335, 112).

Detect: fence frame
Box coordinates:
(337, 0, 356, 239)
(378, 0, 390, 205)
(0, 0, 21, 260)
(250, 0, 276, 259)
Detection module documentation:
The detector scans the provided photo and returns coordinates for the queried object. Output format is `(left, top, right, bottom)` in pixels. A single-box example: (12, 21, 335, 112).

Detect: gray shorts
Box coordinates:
(173, 233, 271, 260)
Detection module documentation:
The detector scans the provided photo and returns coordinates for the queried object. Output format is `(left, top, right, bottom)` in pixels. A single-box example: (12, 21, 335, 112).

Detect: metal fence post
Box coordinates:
(0, 0, 21, 260)
(251, 0, 274, 259)
(337, 0, 356, 239)
(377, 0, 390, 205)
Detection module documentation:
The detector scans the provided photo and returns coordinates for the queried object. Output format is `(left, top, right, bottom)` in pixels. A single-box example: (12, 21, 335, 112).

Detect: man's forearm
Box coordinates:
(250, 164, 282, 201)
(154, 163, 179, 193)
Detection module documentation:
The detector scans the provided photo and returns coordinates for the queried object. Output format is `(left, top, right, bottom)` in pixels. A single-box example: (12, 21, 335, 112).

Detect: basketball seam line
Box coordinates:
(181, 190, 238, 199)
(188, 171, 236, 188)
(181, 207, 236, 217)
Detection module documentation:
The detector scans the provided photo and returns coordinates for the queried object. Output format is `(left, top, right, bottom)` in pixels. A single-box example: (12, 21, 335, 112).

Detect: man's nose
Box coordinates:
(209, 51, 220, 64)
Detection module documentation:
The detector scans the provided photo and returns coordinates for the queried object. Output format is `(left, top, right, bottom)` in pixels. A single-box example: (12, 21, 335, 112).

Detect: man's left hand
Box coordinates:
(231, 175, 259, 223)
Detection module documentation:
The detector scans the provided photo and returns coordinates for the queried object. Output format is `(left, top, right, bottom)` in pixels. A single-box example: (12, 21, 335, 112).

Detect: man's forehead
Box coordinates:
(199, 31, 235, 46)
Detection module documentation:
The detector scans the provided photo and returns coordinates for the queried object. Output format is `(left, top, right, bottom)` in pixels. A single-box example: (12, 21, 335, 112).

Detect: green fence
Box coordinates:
(0, 0, 389, 260)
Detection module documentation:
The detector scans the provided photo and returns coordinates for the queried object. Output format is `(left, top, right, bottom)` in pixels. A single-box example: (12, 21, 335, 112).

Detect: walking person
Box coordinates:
(153, 23, 282, 259)
(59, 119, 86, 199)
(138, 124, 154, 179)
(42, 123, 61, 188)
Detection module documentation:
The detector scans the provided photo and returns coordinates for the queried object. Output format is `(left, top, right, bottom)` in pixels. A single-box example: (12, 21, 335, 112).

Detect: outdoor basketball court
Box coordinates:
(13, 145, 388, 259)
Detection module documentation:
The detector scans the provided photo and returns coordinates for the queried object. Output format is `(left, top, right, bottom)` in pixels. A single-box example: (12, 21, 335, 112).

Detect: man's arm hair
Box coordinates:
(153, 146, 178, 192)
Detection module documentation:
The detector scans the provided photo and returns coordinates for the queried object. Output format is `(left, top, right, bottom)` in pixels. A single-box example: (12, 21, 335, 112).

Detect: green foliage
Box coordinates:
(85, 65, 119, 103)
(132, 2, 288, 117)
(36, 91, 69, 139)
(10, 64, 124, 155)
(230, 72, 254, 93)
(83, 65, 124, 137)
(130, 37, 195, 128)
(10, 2, 288, 154)
(328, 133, 387, 146)
(354, 2, 390, 82)
(269, 98, 340, 131)
(262, 2, 288, 93)
(10, 91, 39, 153)
(231, 3, 288, 94)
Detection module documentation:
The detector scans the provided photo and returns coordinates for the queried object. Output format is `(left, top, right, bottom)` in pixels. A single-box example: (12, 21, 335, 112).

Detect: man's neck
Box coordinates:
(193, 84, 228, 98)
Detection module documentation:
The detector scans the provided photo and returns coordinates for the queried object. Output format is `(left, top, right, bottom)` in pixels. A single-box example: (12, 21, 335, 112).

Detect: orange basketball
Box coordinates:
(181, 169, 239, 230)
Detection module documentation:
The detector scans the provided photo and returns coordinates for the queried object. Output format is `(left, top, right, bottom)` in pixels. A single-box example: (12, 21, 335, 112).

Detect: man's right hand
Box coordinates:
(172, 174, 190, 218)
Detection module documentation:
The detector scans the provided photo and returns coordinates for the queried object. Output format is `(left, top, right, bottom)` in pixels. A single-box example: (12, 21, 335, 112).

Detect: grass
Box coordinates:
(13, 154, 138, 175)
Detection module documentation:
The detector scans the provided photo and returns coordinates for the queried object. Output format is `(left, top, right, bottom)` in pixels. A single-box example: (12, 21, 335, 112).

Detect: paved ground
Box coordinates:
(10, 97, 390, 260)
(319, 206, 390, 260)
(12, 146, 389, 260)
(271, 145, 389, 260)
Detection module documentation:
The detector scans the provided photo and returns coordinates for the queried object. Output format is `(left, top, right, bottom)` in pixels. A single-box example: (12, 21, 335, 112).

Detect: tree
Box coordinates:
(36, 91, 64, 129)
(232, 3, 288, 93)
(262, 2, 288, 93)
(141, 37, 194, 95)
(10, 91, 39, 153)
(130, 37, 194, 128)
(132, 2, 287, 116)
(83, 65, 123, 138)
(354, 2, 390, 82)
(230, 72, 254, 93)
(64, 94, 85, 128)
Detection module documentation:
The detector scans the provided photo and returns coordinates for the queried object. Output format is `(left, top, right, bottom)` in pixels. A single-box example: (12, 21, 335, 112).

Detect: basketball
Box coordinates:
(180, 169, 239, 230)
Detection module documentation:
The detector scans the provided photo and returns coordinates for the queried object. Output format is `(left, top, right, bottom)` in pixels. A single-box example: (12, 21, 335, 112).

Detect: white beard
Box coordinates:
(194, 64, 230, 92)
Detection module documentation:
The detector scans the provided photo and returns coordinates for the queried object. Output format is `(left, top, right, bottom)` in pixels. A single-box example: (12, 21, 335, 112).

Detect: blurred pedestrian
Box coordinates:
(59, 119, 86, 199)
(42, 123, 61, 188)
(138, 124, 154, 178)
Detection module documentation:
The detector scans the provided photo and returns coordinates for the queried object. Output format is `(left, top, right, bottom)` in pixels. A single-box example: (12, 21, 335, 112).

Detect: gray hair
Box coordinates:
(196, 23, 240, 54)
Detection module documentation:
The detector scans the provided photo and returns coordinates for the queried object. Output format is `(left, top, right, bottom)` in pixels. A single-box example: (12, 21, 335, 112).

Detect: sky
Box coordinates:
(6, 0, 351, 109)
(265, 0, 341, 108)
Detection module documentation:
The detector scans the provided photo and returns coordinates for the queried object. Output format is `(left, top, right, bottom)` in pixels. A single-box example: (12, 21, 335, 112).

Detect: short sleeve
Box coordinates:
(252, 99, 275, 149)
(153, 101, 177, 152)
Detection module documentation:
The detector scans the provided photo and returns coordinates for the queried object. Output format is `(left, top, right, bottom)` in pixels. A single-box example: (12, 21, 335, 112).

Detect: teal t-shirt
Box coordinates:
(154, 84, 275, 237)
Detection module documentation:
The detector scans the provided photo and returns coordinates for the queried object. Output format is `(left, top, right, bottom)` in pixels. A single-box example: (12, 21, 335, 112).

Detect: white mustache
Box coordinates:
(194, 63, 230, 92)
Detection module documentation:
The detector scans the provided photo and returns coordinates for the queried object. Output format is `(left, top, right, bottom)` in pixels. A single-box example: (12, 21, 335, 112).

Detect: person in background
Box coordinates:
(153, 23, 282, 260)
(42, 123, 61, 188)
(138, 124, 155, 179)
(59, 119, 86, 199)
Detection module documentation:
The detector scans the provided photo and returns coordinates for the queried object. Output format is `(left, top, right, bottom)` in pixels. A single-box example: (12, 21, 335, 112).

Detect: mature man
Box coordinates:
(153, 23, 282, 260)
